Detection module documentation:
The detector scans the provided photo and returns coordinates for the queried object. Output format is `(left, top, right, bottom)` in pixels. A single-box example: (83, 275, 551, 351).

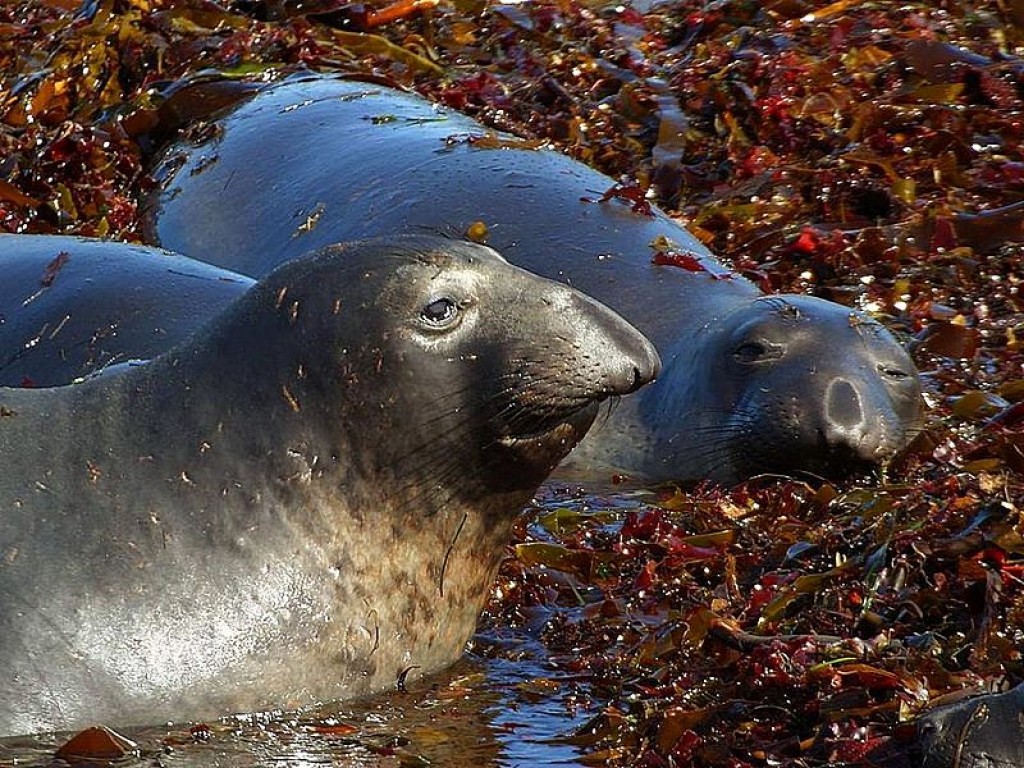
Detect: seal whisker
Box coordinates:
(438, 511, 468, 597)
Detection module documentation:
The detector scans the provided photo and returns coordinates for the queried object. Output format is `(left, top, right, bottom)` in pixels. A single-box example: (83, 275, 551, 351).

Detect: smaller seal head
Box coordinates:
(713, 295, 922, 481)
(646, 294, 922, 484)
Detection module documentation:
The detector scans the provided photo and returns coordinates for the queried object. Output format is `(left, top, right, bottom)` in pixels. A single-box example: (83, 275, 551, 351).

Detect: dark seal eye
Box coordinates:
(734, 341, 766, 363)
(733, 339, 784, 364)
(421, 297, 459, 329)
(879, 364, 911, 380)
(729, 337, 782, 364)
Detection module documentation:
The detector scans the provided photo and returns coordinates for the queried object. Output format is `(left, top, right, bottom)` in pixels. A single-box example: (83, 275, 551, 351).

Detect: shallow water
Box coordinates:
(0, 483, 633, 767)
(0, 635, 596, 767)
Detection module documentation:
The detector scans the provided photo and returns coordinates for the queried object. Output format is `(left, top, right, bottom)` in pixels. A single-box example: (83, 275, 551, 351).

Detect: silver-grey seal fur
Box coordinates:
(0, 235, 659, 737)
(146, 74, 923, 484)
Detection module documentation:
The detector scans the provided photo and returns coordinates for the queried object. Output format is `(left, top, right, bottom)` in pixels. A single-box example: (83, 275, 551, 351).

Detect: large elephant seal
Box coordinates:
(146, 74, 923, 484)
(0, 234, 253, 386)
(0, 234, 659, 737)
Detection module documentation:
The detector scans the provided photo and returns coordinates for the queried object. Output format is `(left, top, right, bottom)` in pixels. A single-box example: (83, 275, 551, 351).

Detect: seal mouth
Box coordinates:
(740, 437, 887, 483)
(808, 448, 884, 481)
(497, 400, 601, 450)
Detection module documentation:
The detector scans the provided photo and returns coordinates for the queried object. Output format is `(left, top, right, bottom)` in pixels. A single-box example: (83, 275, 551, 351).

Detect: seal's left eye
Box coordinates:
(421, 297, 459, 328)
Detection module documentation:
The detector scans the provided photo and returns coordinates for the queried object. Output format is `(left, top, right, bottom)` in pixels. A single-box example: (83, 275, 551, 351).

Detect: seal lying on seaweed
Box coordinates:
(146, 74, 923, 484)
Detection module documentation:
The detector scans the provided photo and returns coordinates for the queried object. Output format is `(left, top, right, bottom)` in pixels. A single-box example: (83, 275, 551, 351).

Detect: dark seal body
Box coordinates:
(147, 74, 923, 484)
(0, 234, 252, 386)
(917, 684, 1024, 768)
(0, 235, 659, 737)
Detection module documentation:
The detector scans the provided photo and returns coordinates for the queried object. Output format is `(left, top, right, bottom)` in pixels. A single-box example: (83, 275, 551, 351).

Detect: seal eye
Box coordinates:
(734, 341, 768, 363)
(879, 364, 911, 380)
(421, 297, 459, 329)
(733, 339, 785, 364)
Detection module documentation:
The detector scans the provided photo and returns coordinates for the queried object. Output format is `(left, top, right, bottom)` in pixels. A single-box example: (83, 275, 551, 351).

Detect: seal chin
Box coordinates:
(773, 450, 879, 484)
(732, 420, 913, 483)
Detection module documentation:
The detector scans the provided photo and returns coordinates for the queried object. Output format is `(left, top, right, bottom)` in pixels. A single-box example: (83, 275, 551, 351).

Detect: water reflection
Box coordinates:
(0, 644, 595, 766)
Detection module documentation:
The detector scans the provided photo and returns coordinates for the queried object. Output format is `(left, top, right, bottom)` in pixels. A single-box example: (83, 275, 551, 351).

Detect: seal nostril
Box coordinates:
(827, 379, 863, 430)
(627, 343, 661, 392)
(632, 365, 643, 391)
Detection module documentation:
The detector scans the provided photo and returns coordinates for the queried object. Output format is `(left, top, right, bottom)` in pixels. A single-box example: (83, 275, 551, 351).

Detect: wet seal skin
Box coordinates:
(916, 683, 1024, 768)
(146, 74, 924, 484)
(0, 234, 253, 387)
(0, 235, 659, 737)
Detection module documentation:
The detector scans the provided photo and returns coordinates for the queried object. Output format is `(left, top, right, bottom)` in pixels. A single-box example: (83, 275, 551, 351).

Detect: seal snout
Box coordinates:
(823, 375, 894, 462)
(567, 290, 660, 397)
(622, 335, 661, 394)
(601, 320, 661, 397)
(826, 377, 864, 432)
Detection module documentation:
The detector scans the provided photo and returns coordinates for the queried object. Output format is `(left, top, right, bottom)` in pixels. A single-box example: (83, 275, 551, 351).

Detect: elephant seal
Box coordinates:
(146, 74, 923, 484)
(0, 234, 660, 737)
(0, 234, 253, 387)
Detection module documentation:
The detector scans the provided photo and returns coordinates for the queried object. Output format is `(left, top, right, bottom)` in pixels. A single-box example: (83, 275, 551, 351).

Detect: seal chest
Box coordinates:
(0, 235, 659, 737)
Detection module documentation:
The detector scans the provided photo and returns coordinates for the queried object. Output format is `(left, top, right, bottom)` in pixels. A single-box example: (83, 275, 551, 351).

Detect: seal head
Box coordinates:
(629, 294, 921, 483)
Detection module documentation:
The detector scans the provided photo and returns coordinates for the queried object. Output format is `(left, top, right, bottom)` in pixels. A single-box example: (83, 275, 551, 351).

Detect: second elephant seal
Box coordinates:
(0, 235, 659, 737)
(147, 74, 924, 484)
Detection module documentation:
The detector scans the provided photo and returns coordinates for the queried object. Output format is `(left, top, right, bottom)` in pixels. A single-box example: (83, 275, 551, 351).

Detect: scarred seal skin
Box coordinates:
(0, 234, 253, 386)
(146, 74, 924, 484)
(0, 235, 659, 737)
